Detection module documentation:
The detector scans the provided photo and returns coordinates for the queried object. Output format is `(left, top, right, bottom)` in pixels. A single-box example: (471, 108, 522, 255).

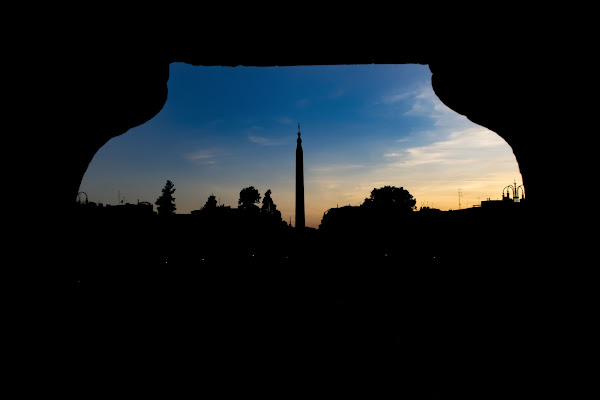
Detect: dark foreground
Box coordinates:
(21, 208, 564, 398)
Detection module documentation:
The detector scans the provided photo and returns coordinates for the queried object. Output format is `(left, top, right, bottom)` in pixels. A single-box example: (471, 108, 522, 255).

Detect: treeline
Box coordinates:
(319, 185, 417, 233)
(155, 180, 287, 227)
(70, 181, 293, 282)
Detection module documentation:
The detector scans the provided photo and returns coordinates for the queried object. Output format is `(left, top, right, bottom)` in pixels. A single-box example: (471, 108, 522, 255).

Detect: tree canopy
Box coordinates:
(155, 180, 176, 215)
(238, 186, 261, 210)
(203, 194, 217, 210)
(361, 186, 416, 212)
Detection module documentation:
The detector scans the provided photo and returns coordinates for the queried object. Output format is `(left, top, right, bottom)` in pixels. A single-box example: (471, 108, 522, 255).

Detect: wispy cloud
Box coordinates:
(184, 150, 217, 165)
(375, 125, 519, 208)
(246, 124, 291, 146)
(379, 84, 468, 129)
(276, 116, 294, 125)
(365, 83, 522, 210)
(402, 85, 469, 129)
(308, 163, 366, 174)
(380, 89, 418, 104)
(381, 84, 512, 169)
(248, 135, 289, 146)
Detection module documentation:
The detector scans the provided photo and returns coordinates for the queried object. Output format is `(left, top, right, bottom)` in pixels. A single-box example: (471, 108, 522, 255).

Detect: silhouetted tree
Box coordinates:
(238, 186, 261, 211)
(362, 186, 416, 212)
(155, 180, 176, 215)
(203, 194, 217, 210)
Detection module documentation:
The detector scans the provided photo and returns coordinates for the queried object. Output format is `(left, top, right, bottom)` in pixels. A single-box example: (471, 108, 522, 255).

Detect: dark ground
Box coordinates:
(30, 207, 550, 398)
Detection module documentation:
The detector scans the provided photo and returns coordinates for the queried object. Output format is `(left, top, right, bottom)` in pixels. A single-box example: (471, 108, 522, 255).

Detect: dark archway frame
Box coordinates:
(17, 18, 581, 398)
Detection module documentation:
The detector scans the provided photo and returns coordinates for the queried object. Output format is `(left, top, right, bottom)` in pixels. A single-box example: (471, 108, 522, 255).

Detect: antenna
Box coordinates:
(458, 188, 463, 210)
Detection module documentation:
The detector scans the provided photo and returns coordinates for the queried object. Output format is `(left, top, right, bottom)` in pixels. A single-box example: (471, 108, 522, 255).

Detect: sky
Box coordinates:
(80, 63, 522, 228)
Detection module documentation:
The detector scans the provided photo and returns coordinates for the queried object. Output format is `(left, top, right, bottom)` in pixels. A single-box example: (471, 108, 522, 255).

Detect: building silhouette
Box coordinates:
(479, 180, 526, 209)
(74, 196, 155, 216)
(296, 123, 305, 230)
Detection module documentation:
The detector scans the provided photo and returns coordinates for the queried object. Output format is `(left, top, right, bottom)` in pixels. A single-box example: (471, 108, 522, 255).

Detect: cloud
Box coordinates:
(248, 135, 288, 146)
(380, 89, 418, 104)
(184, 150, 216, 165)
(276, 116, 294, 125)
(402, 85, 471, 129)
(367, 83, 522, 210)
(248, 135, 271, 145)
(247, 124, 291, 146)
(380, 83, 512, 168)
(286, 81, 521, 216)
(379, 84, 468, 130)
(386, 127, 511, 168)
(307, 163, 366, 174)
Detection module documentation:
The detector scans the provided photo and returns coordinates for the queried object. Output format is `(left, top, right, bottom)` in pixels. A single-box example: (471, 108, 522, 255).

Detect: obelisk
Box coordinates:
(295, 123, 305, 231)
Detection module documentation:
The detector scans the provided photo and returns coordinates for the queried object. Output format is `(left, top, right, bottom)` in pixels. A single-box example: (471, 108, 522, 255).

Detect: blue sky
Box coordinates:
(80, 63, 522, 227)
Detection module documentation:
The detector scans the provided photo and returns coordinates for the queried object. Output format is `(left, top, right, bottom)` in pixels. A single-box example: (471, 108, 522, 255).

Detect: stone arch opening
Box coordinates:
(80, 62, 523, 226)
(63, 53, 541, 219)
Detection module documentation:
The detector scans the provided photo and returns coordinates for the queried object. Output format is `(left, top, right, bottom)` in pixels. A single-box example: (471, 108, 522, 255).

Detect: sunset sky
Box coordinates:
(80, 63, 522, 228)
